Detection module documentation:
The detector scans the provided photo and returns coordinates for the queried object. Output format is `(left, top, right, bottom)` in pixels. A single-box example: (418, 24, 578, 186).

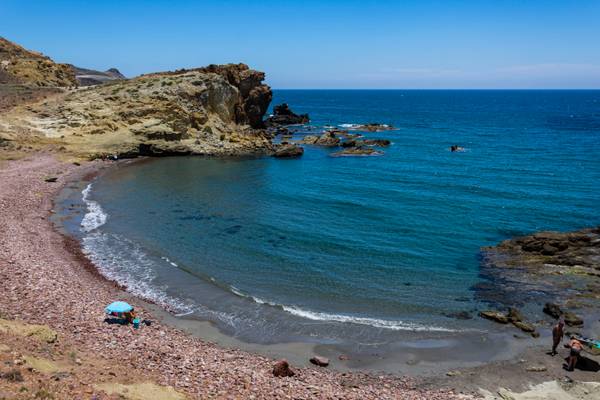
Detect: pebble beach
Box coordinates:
(0, 153, 469, 399)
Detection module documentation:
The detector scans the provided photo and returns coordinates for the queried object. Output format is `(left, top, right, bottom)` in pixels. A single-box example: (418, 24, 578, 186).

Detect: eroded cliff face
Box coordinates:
(0, 37, 77, 87)
(1, 64, 274, 158)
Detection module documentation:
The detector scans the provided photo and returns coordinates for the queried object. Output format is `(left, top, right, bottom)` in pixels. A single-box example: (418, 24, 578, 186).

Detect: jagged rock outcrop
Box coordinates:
(0, 64, 275, 158)
(70, 65, 126, 86)
(0, 37, 76, 87)
(265, 103, 309, 127)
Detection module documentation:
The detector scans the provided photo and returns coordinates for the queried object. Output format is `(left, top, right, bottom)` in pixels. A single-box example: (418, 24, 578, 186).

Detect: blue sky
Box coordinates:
(2, 0, 599, 88)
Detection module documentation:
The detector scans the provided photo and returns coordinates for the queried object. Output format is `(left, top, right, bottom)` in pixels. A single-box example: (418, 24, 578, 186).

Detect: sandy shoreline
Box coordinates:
(2, 152, 599, 399)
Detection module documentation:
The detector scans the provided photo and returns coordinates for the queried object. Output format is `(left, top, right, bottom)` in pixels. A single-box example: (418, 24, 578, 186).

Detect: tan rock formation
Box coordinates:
(1, 64, 275, 158)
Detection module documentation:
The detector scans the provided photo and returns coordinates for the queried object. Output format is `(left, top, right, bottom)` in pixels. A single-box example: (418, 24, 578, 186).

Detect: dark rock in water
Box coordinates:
(507, 307, 524, 323)
(543, 303, 562, 319)
(273, 144, 303, 158)
(310, 356, 330, 367)
(445, 311, 472, 320)
(330, 147, 383, 157)
(338, 354, 350, 361)
(342, 139, 391, 148)
(265, 103, 309, 127)
(272, 359, 295, 377)
(479, 310, 509, 324)
(563, 311, 583, 327)
(541, 302, 582, 326)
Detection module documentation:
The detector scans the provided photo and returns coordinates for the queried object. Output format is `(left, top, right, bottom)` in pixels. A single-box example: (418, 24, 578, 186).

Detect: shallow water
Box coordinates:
(58, 90, 600, 345)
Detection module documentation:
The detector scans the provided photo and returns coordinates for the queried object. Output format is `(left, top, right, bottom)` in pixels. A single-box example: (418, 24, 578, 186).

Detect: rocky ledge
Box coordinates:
(475, 227, 600, 332)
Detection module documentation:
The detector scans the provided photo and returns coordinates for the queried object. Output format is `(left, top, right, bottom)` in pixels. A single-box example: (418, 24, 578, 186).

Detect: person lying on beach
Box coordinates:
(124, 308, 137, 324)
(551, 319, 565, 356)
(564, 337, 583, 371)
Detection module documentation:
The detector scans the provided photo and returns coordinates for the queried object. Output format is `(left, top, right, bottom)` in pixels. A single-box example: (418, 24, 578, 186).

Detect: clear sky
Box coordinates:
(2, 0, 599, 89)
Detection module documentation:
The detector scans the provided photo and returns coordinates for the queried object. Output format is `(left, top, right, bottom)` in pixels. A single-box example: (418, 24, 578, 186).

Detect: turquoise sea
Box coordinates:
(59, 90, 600, 345)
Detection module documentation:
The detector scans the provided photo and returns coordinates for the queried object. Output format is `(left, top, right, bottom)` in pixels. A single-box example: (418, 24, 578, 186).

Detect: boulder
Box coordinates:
(272, 359, 295, 377)
(274, 144, 303, 158)
(543, 303, 562, 319)
(479, 311, 509, 324)
(265, 103, 309, 126)
(310, 356, 330, 367)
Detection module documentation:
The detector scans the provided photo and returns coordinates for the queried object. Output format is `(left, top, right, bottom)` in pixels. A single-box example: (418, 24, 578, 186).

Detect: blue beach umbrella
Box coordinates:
(105, 301, 133, 314)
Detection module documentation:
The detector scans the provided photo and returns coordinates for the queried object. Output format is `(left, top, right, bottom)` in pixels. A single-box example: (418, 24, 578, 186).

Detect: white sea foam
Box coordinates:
(339, 123, 360, 128)
(161, 256, 178, 267)
(228, 286, 457, 332)
(82, 231, 194, 315)
(281, 306, 458, 332)
(80, 184, 107, 232)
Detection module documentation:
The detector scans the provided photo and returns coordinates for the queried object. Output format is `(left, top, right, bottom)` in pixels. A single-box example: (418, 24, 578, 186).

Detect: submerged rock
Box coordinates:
(543, 303, 562, 319)
(331, 147, 383, 157)
(479, 310, 509, 324)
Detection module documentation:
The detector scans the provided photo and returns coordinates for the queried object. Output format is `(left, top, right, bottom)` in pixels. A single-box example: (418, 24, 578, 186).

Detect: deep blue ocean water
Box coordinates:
(62, 90, 600, 344)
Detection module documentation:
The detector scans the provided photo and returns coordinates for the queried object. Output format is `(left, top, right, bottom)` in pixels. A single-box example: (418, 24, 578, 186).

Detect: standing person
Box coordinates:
(551, 319, 565, 356)
(565, 337, 583, 371)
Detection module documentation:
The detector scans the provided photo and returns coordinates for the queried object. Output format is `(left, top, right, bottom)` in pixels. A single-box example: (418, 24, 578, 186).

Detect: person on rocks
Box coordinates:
(564, 336, 583, 371)
(550, 319, 565, 356)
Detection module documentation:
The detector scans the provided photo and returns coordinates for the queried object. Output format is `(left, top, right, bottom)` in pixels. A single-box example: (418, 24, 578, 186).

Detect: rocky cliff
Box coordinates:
(0, 63, 274, 157)
(0, 37, 77, 87)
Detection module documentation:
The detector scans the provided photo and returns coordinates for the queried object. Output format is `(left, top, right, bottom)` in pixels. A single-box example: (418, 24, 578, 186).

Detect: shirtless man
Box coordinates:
(551, 319, 564, 356)
(565, 337, 583, 371)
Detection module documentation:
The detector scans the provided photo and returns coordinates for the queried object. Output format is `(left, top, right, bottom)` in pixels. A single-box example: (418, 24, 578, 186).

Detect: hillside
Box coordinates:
(0, 37, 76, 87)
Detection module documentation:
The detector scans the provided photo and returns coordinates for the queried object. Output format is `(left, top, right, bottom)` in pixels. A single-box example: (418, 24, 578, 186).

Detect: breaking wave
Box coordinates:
(81, 184, 107, 232)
